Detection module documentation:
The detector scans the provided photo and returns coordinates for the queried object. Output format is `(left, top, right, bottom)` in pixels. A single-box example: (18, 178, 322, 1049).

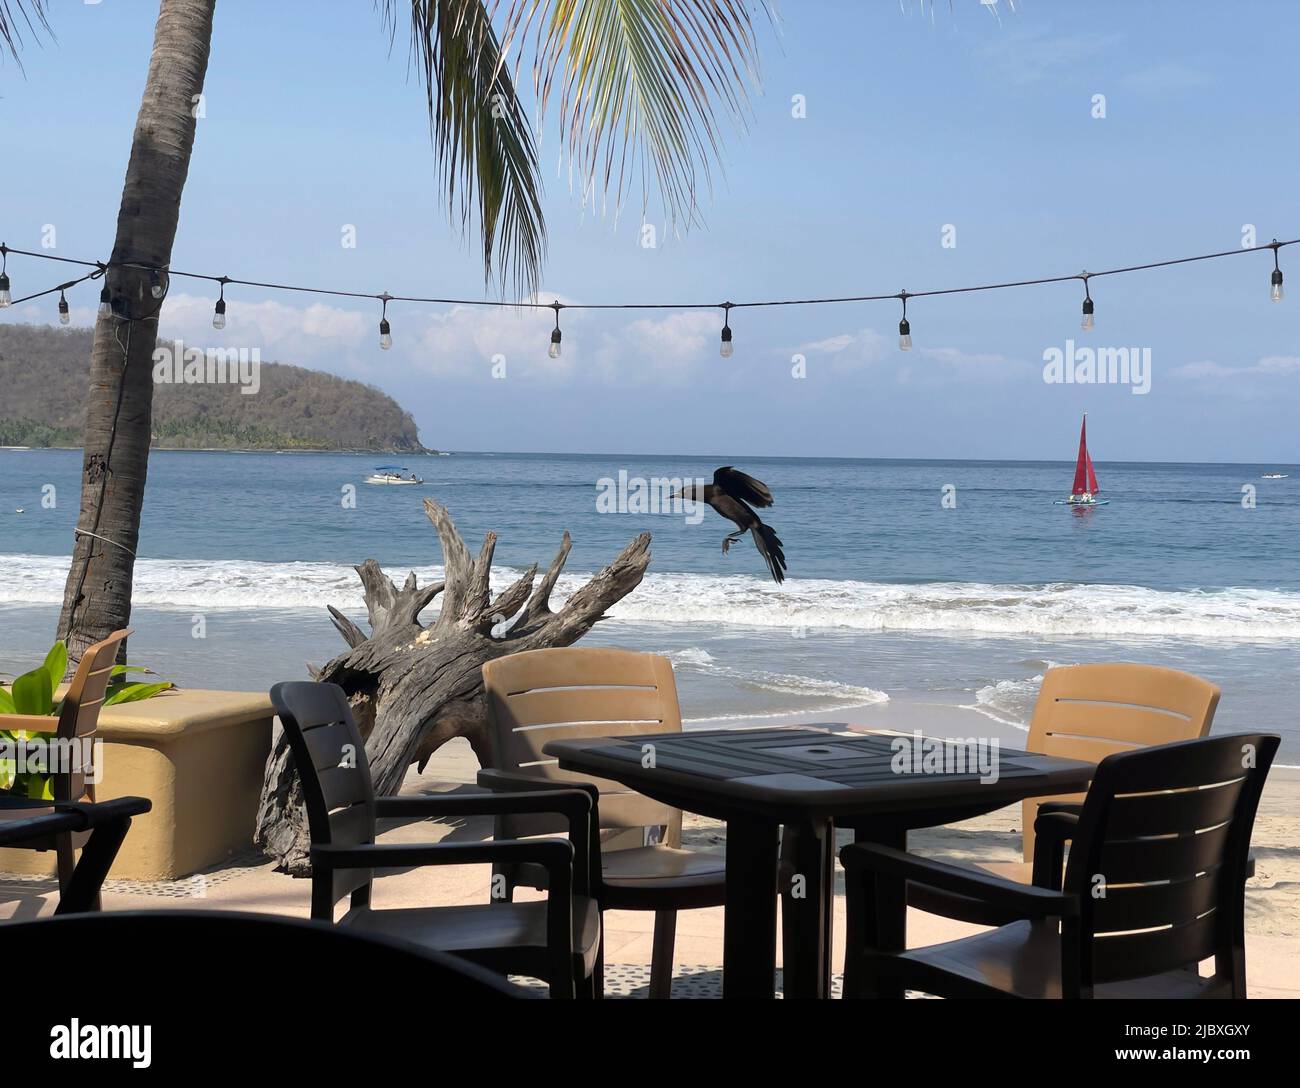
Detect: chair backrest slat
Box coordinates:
(1104, 777, 1244, 838)
(1022, 663, 1220, 860)
(1097, 821, 1232, 884)
(1090, 913, 1220, 982)
(1063, 732, 1278, 990)
(270, 682, 377, 909)
(1091, 870, 1220, 932)
(482, 648, 683, 842)
(51, 629, 130, 804)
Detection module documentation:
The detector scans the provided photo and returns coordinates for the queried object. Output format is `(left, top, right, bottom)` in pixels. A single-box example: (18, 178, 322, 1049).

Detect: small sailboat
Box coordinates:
(364, 465, 423, 485)
(1262, 472, 1289, 479)
(1055, 413, 1109, 507)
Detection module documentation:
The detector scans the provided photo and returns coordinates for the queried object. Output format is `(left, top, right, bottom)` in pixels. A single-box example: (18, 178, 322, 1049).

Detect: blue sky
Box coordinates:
(2, 0, 1297, 462)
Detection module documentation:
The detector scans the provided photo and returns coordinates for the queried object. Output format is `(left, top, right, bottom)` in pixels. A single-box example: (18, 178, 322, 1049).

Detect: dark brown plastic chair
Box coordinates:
(0, 628, 129, 897)
(272, 681, 602, 998)
(479, 648, 726, 999)
(905, 662, 1220, 927)
(840, 732, 1278, 998)
(0, 795, 150, 913)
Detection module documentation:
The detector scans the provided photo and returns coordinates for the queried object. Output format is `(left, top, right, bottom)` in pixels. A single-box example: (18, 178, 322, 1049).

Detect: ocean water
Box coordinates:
(2, 449, 1298, 759)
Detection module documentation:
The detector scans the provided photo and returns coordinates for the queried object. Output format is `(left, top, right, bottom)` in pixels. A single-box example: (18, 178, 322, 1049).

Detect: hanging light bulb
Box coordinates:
(1271, 243, 1284, 302)
(149, 268, 164, 300)
(212, 278, 228, 329)
(898, 292, 911, 351)
(0, 247, 11, 308)
(720, 303, 734, 357)
(1080, 275, 1095, 331)
(378, 293, 393, 349)
(549, 301, 563, 358)
(58, 289, 70, 325)
(98, 284, 112, 317)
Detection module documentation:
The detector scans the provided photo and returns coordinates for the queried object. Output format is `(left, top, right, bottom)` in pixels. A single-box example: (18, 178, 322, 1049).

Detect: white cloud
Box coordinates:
(1120, 62, 1212, 94)
(976, 29, 1124, 87)
(159, 293, 369, 358)
(1169, 355, 1300, 398)
(794, 326, 1025, 383)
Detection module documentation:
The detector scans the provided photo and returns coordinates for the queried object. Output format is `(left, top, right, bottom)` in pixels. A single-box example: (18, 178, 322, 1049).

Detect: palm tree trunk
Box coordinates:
(57, 0, 216, 664)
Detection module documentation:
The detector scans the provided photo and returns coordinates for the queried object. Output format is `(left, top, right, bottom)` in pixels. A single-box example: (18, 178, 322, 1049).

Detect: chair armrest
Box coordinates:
(312, 838, 572, 877)
(476, 770, 605, 890)
(1031, 809, 1079, 890)
(0, 714, 61, 733)
(373, 788, 593, 895)
(840, 842, 1078, 920)
(1038, 802, 1083, 818)
(312, 839, 577, 962)
(476, 768, 599, 809)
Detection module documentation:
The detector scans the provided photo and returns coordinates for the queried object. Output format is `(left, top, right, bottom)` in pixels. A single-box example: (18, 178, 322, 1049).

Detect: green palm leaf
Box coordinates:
(503, 0, 770, 230)
(0, 0, 49, 69)
(386, 0, 546, 297)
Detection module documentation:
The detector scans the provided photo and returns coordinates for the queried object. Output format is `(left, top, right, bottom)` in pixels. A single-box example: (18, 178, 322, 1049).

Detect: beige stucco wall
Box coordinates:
(0, 689, 273, 880)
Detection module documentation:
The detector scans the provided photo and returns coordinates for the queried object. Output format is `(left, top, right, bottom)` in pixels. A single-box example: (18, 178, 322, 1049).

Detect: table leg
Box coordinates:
(723, 816, 780, 999)
(780, 819, 834, 999)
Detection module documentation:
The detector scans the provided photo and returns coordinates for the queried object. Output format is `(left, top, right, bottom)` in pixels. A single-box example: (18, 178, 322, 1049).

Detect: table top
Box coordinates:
(546, 725, 1095, 821)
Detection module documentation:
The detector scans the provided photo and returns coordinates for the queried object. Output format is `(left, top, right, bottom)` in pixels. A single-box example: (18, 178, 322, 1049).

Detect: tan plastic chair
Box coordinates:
(1018, 662, 1221, 862)
(907, 662, 1220, 926)
(479, 647, 726, 999)
(0, 629, 129, 894)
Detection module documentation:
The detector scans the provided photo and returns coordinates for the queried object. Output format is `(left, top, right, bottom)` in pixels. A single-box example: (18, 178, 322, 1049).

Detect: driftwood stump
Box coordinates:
(253, 498, 651, 873)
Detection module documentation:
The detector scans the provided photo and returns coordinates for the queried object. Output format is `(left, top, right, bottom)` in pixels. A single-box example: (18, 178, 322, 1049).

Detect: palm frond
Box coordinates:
(0, 0, 50, 70)
(499, 0, 770, 230)
(384, 0, 546, 297)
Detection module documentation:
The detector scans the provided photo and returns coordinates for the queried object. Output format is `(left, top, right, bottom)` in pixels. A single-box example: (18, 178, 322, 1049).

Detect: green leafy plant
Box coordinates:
(0, 641, 172, 798)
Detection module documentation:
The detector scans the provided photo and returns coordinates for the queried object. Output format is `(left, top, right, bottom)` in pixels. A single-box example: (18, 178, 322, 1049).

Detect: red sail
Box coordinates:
(1071, 415, 1090, 495)
(1086, 451, 1100, 493)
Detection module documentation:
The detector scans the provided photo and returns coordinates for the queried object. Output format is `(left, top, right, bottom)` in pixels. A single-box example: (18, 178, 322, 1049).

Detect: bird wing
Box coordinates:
(714, 466, 775, 508)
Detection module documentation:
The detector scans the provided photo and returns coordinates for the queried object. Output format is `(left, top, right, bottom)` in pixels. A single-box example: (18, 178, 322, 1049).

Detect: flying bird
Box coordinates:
(676, 467, 787, 584)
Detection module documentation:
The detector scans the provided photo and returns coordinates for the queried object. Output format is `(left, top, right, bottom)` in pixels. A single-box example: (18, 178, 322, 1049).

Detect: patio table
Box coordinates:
(0, 795, 152, 913)
(545, 725, 1094, 998)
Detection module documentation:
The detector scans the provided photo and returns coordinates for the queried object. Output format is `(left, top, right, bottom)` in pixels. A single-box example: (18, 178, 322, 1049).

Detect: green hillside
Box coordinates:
(0, 324, 430, 452)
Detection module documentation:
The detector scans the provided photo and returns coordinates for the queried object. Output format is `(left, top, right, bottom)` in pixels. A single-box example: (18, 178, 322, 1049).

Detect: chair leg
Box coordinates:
(649, 909, 677, 999)
(55, 833, 76, 895)
(593, 935, 605, 1000)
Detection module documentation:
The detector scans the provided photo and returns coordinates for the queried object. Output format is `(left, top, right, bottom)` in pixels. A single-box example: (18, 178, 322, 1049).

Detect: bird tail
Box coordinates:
(751, 521, 787, 585)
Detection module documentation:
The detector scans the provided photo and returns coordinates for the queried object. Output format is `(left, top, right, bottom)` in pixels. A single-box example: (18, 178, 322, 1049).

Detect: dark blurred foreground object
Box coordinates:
(1, 910, 526, 997)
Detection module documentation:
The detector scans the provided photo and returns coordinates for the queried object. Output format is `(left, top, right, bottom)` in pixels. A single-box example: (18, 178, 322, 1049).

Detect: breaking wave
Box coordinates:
(4, 555, 1300, 640)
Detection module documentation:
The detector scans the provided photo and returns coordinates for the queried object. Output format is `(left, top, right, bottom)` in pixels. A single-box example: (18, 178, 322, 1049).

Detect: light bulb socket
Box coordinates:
(1081, 298, 1094, 316)
(58, 293, 70, 320)
(1272, 269, 1284, 288)
(214, 298, 226, 317)
(899, 318, 910, 337)
(550, 328, 562, 347)
(379, 318, 391, 336)
(721, 326, 732, 345)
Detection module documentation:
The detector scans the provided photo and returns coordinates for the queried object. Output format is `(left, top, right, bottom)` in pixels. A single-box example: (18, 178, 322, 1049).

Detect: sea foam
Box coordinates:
(4, 555, 1300, 640)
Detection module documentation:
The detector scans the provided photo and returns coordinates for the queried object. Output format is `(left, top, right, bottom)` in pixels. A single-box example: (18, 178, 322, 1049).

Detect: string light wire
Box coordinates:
(0, 236, 1294, 345)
